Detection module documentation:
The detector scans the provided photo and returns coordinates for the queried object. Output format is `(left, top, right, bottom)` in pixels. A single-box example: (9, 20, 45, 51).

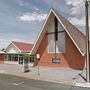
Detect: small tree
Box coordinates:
(23, 54, 29, 63)
(1, 48, 5, 51)
(23, 54, 30, 72)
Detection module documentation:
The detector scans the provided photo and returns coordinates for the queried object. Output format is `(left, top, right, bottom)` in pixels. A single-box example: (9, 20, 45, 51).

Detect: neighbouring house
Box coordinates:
(30, 8, 87, 70)
(5, 41, 34, 65)
(0, 51, 4, 64)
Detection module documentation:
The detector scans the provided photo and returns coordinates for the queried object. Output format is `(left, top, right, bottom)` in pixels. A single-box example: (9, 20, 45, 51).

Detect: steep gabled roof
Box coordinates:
(53, 9, 86, 56)
(5, 41, 33, 53)
(12, 41, 33, 53)
(30, 8, 87, 56)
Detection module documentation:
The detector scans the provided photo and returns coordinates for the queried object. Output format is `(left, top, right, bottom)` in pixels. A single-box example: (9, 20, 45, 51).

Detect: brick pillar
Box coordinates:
(0, 54, 4, 64)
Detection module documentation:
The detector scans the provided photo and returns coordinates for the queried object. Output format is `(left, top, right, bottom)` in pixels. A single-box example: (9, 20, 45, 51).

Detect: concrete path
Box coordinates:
(0, 64, 86, 85)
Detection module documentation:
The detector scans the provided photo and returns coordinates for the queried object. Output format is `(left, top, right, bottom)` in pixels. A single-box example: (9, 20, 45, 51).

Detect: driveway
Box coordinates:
(0, 64, 86, 85)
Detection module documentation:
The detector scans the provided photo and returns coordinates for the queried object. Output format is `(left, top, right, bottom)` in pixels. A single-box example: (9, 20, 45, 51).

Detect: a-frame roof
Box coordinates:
(30, 8, 87, 56)
(12, 41, 33, 53)
(5, 41, 33, 53)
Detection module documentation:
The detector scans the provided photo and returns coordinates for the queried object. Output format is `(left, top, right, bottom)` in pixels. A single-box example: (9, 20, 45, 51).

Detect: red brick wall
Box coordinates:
(34, 32, 85, 70)
(0, 54, 4, 64)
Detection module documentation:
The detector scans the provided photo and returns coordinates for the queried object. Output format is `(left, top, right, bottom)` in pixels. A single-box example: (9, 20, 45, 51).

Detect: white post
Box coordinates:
(36, 54, 40, 76)
(18, 55, 19, 63)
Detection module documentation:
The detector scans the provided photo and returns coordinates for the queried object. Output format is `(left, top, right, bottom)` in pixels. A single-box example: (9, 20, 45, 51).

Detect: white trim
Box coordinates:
(4, 61, 18, 65)
(5, 42, 21, 53)
(0, 51, 4, 54)
(30, 8, 84, 56)
(5, 43, 12, 52)
(11, 42, 22, 53)
(30, 9, 53, 55)
(52, 10, 84, 56)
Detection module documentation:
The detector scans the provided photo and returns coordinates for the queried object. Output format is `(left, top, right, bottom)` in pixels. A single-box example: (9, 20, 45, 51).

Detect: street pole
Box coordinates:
(36, 54, 40, 76)
(85, 0, 90, 82)
(38, 63, 40, 76)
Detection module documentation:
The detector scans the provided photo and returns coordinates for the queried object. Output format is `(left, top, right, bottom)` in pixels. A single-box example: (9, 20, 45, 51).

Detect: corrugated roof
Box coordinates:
(12, 41, 33, 53)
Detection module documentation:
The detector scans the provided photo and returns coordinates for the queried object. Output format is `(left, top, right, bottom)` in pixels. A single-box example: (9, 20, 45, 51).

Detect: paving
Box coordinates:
(0, 63, 87, 85)
(0, 73, 89, 90)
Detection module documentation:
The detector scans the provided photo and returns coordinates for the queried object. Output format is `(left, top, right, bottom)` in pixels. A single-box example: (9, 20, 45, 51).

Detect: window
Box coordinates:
(8, 55, 12, 61)
(29, 56, 34, 63)
(47, 17, 65, 53)
(48, 34, 55, 53)
(48, 32, 65, 53)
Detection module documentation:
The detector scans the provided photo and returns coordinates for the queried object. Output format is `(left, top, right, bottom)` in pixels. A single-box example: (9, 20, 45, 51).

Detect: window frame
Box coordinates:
(47, 32, 65, 53)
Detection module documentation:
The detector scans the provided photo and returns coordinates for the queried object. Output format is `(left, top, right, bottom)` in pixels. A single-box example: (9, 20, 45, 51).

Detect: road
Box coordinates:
(0, 73, 89, 90)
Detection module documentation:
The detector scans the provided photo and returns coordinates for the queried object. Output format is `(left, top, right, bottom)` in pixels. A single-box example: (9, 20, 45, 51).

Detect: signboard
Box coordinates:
(36, 54, 40, 59)
(52, 58, 60, 63)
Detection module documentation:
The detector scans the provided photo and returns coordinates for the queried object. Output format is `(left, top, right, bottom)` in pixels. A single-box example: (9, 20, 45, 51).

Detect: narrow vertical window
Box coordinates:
(48, 17, 65, 53)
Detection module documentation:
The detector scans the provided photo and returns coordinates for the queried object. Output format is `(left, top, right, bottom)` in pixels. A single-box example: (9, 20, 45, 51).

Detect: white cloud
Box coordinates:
(64, 0, 90, 28)
(18, 12, 47, 22)
(0, 39, 11, 49)
(18, 0, 24, 6)
(65, 0, 83, 6)
(0, 38, 29, 49)
(25, 2, 29, 6)
(68, 17, 85, 27)
(68, 17, 90, 33)
(33, 7, 39, 11)
(64, 0, 84, 15)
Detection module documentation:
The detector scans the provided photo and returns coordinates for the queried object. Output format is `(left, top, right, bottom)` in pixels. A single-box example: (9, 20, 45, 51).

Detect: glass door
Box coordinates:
(19, 55, 23, 65)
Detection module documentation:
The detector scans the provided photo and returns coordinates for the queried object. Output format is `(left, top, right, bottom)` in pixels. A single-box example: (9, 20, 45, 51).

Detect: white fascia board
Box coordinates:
(12, 43, 22, 53)
(51, 9, 85, 56)
(30, 8, 85, 56)
(5, 43, 12, 52)
(30, 9, 53, 55)
(0, 51, 4, 54)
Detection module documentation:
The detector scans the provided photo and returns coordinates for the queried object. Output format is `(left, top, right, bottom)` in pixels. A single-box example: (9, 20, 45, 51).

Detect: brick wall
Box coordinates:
(34, 32, 85, 70)
(0, 54, 4, 64)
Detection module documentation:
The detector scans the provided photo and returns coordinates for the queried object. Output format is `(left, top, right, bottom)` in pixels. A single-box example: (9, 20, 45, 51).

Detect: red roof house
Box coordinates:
(5, 41, 33, 54)
(5, 41, 33, 65)
(12, 41, 33, 53)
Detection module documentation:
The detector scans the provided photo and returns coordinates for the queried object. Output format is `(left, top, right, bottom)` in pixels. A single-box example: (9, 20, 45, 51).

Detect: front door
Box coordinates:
(19, 56, 23, 65)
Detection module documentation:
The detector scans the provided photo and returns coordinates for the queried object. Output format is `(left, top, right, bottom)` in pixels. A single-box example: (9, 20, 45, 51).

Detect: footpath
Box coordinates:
(0, 64, 87, 86)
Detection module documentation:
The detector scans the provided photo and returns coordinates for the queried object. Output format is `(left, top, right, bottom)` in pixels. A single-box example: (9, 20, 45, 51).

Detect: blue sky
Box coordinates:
(0, 0, 90, 49)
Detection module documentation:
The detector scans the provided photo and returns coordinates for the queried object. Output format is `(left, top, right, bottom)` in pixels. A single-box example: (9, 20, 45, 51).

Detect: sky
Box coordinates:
(0, 0, 90, 49)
